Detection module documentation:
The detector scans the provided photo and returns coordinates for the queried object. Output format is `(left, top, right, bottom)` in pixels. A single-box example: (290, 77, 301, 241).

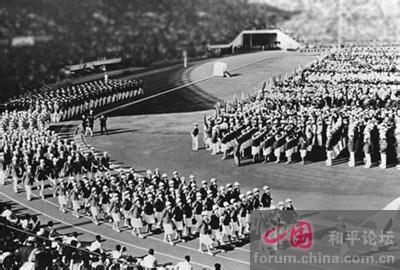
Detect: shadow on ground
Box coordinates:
(108, 80, 222, 117)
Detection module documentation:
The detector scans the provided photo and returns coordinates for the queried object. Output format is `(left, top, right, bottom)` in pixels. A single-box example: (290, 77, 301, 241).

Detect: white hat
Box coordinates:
(263, 186, 269, 191)
(234, 182, 240, 186)
(223, 202, 229, 207)
(27, 236, 36, 242)
(285, 198, 292, 203)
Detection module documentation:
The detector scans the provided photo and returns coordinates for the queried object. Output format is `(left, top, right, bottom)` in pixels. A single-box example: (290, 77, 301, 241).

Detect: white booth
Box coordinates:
(213, 62, 227, 77)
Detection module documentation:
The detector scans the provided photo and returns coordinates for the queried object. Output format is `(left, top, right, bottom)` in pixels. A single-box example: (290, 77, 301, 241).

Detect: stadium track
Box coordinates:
(1, 51, 332, 269)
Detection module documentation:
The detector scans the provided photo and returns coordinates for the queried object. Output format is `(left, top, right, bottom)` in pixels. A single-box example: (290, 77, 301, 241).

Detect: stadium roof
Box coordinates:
(208, 29, 300, 51)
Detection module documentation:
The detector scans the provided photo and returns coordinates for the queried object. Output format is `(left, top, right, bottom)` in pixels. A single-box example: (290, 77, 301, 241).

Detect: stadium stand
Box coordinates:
(0, 0, 293, 103)
(0, 201, 143, 269)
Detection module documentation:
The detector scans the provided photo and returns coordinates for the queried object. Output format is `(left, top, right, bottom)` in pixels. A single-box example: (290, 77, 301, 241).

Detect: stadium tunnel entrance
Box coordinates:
(242, 32, 278, 51)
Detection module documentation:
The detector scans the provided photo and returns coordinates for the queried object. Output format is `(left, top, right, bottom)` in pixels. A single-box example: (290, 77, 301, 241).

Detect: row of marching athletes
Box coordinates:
(51, 168, 295, 256)
(198, 108, 399, 169)
(3, 79, 144, 123)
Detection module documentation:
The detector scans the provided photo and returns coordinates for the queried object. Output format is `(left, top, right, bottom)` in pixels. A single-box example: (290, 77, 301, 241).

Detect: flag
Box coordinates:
(331, 128, 347, 159)
(262, 81, 267, 92)
(332, 136, 347, 159)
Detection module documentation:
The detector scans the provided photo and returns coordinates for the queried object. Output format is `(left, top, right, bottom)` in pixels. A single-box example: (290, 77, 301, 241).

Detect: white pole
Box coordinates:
(338, 0, 342, 49)
(183, 50, 187, 68)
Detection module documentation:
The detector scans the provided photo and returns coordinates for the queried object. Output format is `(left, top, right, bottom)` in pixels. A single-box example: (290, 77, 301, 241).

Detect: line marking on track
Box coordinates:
(16, 185, 250, 266)
(97, 75, 215, 117)
(0, 190, 212, 269)
(24, 182, 396, 270)
(43, 51, 326, 268)
(88, 52, 316, 118)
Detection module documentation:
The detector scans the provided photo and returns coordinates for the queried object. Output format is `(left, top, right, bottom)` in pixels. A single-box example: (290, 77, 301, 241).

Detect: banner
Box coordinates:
(332, 136, 347, 159)
(11, 36, 34, 47)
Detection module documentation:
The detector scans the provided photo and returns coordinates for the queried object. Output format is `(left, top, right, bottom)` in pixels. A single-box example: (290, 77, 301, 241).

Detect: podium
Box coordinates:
(213, 62, 227, 77)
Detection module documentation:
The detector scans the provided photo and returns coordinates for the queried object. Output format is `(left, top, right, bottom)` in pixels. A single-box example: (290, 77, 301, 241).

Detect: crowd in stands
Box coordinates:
(202, 45, 400, 168)
(0, 201, 185, 269)
(0, 0, 291, 102)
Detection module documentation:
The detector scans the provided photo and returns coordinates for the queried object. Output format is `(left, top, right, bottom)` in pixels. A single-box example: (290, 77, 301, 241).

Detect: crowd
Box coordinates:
(201, 45, 400, 168)
(0, 201, 144, 269)
(0, 201, 202, 269)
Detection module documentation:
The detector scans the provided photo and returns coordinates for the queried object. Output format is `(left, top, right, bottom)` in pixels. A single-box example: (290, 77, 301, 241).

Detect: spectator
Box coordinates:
(140, 248, 157, 269)
(87, 235, 103, 253)
(174, 255, 193, 270)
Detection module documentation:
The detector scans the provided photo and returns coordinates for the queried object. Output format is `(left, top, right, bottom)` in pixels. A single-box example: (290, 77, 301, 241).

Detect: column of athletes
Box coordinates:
(200, 45, 400, 169)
